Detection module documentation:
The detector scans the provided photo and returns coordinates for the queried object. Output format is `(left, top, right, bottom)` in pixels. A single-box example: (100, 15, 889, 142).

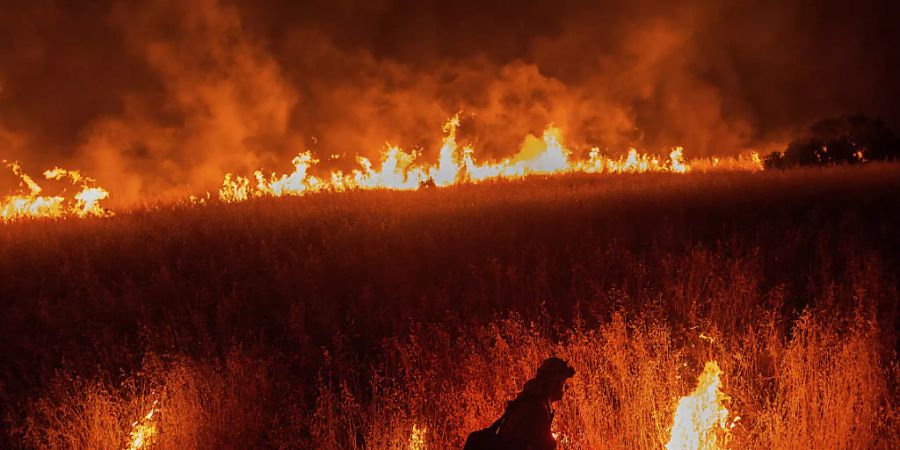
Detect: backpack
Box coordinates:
(462, 411, 508, 450)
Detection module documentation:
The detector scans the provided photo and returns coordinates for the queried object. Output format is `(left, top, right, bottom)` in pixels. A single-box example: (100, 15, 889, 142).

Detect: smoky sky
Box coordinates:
(0, 0, 898, 204)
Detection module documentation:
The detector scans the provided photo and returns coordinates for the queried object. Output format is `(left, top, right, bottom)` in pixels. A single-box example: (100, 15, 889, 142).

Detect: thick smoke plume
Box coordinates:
(0, 0, 898, 205)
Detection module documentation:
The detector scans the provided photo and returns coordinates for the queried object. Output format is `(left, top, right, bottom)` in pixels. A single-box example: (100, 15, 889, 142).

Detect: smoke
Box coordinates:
(76, 0, 298, 203)
(0, 0, 898, 204)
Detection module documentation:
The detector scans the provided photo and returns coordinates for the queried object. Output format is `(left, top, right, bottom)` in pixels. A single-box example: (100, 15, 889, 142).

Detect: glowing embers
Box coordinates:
(1, 161, 111, 222)
(217, 117, 695, 202)
(666, 361, 736, 450)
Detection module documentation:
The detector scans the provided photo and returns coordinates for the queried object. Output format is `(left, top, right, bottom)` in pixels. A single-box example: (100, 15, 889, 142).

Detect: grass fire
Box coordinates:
(1, 1, 899, 449)
(2, 164, 898, 448)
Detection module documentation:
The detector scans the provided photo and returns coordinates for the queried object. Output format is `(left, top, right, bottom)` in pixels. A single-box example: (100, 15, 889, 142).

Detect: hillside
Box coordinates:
(1, 165, 898, 449)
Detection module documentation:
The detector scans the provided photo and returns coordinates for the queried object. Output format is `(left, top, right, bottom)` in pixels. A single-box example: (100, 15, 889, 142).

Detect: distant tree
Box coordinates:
(764, 114, 900, 169)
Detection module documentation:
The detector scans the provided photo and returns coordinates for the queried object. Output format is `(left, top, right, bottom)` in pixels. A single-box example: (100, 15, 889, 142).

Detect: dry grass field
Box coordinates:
(1, 165, 898, 449)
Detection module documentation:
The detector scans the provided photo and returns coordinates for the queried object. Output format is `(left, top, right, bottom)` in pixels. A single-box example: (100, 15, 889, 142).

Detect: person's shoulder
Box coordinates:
(507, 394, 547, 417)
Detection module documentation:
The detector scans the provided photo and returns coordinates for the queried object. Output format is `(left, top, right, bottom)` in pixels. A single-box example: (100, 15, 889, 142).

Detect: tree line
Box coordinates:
(765, 114, 900, 169)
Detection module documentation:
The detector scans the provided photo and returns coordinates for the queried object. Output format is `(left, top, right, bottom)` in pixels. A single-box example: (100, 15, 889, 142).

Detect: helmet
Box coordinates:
(536, 357, 575, 379)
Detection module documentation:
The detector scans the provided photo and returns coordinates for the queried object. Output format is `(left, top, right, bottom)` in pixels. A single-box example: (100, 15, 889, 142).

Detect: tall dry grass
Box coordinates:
(1, 165, 899, 448)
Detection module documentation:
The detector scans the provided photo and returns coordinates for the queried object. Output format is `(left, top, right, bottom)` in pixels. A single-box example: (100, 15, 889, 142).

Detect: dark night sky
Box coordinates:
(0, 0, 898, 202)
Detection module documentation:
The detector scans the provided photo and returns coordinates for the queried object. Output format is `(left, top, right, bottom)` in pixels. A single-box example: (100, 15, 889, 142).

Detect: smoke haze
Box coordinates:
(1, 0, 898, 204)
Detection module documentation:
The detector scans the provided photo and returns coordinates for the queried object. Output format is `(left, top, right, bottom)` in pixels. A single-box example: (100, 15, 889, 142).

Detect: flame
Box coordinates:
(665, 361, 731, 450)
(354, 146, 428, 190)
(576, 146, 690, 174)
(1, 161, 111, 222)
(749, 151, 763, 169)
(407, 424, 427, 450)
(429, 114, 462, 186)
(552, 431, 570, 447)
(217, 118, 708, 202)
(5, 119, 768, 212)
(126, 400, 159, 450)
(669, 148, 690, 173)
(689, 151, 764, 172)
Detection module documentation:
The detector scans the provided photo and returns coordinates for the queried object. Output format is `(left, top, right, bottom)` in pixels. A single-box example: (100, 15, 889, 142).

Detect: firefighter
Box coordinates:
(498, 357, 575, 450)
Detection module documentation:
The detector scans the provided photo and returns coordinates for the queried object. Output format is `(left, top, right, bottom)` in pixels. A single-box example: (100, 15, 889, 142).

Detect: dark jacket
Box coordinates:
(498, 379, 557, 450)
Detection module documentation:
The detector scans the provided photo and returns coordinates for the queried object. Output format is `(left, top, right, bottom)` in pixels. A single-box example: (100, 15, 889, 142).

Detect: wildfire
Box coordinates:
(218, 117, 699, 202)
(408, 424, 427, 450)
(4, 119, 766, 213)
(689, 151, 764, 172)
(126, 400, 159, 450)
(665, 361, 733, 450)
(1, 161, 111, 222)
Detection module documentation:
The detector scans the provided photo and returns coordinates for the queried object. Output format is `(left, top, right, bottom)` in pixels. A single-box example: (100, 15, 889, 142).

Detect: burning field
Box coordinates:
(2, 115, 756, 222)
(1, 163, 898, 449)
(2, 0, 900, 448)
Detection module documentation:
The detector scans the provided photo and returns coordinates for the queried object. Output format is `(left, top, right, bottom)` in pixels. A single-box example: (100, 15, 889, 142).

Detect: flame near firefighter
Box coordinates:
(407, 424, 427, 450)
(1, 161, 111, 222)
(126, 400, 159, 450)
(665, 361, 732, 450)
(218, 116, 722, 202)
(393, 361, 733, 450)
(104, 362, 737, 449)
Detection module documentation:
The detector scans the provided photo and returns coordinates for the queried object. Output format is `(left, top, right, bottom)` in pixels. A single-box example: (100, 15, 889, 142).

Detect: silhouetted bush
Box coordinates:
(765, 114, 900, 169)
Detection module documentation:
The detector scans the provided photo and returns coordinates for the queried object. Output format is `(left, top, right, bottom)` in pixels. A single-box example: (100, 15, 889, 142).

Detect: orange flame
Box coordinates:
(552, 430, 570, 447)
(689, 151, 764, 172)
(665, 361, 732, 450)
(217, 118, 706, 202)
(1, 161, 111, 222)
(408, 424, 427, 450)
(126, 400, 159, 450)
